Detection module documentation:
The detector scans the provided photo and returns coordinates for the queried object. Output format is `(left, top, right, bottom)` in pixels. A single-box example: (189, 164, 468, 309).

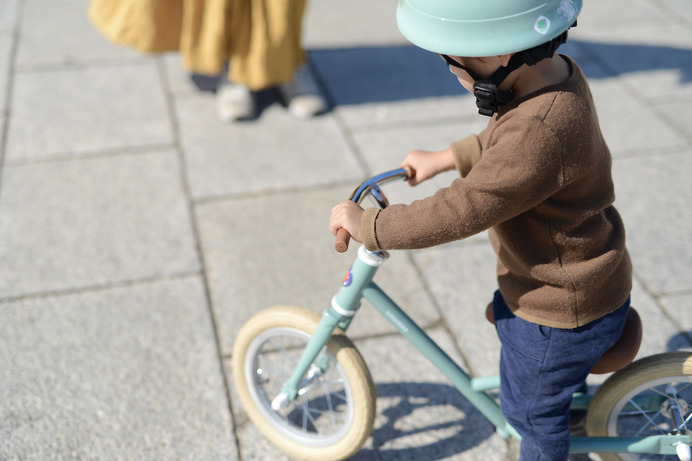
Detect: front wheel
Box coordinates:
(232, 306, 376, 461)
(585, 351, 692, 461)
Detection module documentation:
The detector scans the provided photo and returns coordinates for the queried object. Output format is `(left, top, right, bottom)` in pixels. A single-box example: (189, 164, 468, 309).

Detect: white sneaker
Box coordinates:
(278, 64, 326, 119)
(216, 82, 256, 121)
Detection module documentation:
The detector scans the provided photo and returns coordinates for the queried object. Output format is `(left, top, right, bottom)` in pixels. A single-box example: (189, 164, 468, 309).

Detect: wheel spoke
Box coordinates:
(625, 394, 667, 436)
(650, 386, 674, 399)
(279, 335, 287, 383)
(682, 411, 692, 427)
(321, 380, 338, 430)
(259, 335, 353, 440)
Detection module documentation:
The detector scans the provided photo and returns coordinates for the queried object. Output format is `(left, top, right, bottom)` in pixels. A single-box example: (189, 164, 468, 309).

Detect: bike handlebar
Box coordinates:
(334, 168, 410, 253)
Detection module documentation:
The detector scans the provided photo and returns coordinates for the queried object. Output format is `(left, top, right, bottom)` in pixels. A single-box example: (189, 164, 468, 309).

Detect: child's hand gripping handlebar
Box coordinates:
(334, 168, 410, 252)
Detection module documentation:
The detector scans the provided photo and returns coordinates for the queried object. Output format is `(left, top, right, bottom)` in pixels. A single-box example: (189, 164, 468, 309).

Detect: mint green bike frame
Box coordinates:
(275, 169, 689, 456)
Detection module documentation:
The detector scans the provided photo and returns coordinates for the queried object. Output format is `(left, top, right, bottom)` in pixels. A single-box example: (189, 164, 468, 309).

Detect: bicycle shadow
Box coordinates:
(347, 382, 500, 460)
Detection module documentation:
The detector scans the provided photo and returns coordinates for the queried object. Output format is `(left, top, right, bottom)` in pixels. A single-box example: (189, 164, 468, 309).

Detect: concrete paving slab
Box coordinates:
(573, 23, 692, 101)
(0, 150, 199, 299)
(656, 0, 692, 24)
(630, 279, 692, 357)
(352, 118, 488, 170)
(5, 63, 173, 162)
(0, 115, 5, 149)
(333, 96, 472, 132)
(612, 148, 692, 295)
(585, 69, 688, 154)
(0, 277, 236, 461)
(0, 0, 18, 35)
(660, 293, 692, 342)
(195, 186, 440, 354)
(227, 328, 510, 461)
(657, 101, 692, 140)
(16, 0, 145, 69)
(577, 0, 670, 30)
(411, 240, 502, 379)
(302, 0, 405, 49)
(175, 97, 362, 200)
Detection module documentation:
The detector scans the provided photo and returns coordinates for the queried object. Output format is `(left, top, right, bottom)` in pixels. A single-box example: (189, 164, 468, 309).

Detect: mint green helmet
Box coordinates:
(396, 0, 582, 57)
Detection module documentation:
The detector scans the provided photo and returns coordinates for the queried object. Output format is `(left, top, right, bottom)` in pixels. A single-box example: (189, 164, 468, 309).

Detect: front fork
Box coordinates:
(271, 246, 387, 410)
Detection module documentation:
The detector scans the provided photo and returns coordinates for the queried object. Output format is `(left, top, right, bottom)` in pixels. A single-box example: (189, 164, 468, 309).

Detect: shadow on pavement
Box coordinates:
(187, 39, 692, 120)
(348, 382, 498, 460)
(309, 40, 692, 106)
(666, 332, 692, 352)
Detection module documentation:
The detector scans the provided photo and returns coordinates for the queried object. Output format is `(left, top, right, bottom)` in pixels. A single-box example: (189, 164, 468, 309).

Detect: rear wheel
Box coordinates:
(232, 306, 376, 461)
(585, 352, 692, 461)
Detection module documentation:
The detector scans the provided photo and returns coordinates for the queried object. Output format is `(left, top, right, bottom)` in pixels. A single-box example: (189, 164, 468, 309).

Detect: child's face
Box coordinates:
(443, 55, 508, 93)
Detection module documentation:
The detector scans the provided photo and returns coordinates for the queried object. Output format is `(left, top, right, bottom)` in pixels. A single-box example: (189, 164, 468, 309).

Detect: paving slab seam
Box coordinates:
(0, 0, 22, 199)
(190, 179, 364, 206)
(652, 2, 692, 28)
(2, 142, 178, 167)
(307, 57, 372, 177)
(0, 270, 204, 305)
(612, 143, 692, 160)
(157, 53, 245, 459)
(328, 106, 372, 177)
(346, 112, 480, 136)
(407, 252, 482, 378)
(13, 56, 160, 75)
(615, 94, 692, 145)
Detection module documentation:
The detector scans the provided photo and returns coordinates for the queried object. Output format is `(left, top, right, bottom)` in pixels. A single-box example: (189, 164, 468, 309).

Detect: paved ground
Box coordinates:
(1, 1, 691, 460)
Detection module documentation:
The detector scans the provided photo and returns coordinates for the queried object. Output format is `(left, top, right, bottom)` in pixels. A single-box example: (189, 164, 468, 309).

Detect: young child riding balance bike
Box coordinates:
(329, 1, 633, 459)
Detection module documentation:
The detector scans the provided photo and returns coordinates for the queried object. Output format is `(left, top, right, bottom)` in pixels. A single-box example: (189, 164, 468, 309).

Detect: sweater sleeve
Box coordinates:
(360, 207, 381, 251)
(450, 133, 483, 177)
(362, 116, 566, 250)
(363, 132, 483, 251)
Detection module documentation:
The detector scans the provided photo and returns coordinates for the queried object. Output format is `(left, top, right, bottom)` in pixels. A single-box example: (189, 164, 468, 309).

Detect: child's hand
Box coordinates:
(401, 147, 455, 186)
(330, 201, 364, 243)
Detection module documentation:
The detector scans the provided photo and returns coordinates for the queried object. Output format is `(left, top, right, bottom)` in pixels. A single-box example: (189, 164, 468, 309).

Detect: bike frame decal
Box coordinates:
(342, 266, 353, 287)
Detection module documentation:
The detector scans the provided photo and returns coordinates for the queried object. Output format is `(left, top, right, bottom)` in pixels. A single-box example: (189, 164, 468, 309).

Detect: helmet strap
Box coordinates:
(471, 53, 525, 117)
(471, 27, 573, 117)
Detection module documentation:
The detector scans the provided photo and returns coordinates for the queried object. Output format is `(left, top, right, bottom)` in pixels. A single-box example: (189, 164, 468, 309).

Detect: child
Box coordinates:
(329, 0, 633, 459)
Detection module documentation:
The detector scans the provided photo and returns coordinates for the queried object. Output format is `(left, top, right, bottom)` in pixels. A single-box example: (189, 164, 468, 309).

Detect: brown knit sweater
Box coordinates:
(361, 56, 632, 328)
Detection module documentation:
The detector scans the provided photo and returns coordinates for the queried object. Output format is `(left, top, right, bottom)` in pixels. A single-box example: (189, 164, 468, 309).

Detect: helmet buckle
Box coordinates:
(473, 81, 513, 117)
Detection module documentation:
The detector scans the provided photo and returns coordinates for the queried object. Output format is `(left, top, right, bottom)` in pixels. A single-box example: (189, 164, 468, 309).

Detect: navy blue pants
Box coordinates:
(492, 291, 630, 461)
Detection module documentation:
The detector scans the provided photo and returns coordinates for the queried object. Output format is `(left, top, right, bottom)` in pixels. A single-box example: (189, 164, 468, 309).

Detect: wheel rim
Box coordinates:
(606, 376, 692, 460)
(243, 327, 355, 447)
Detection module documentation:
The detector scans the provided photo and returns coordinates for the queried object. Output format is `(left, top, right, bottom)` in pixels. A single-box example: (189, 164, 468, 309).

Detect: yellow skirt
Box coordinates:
(89, 0, 307, 90)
